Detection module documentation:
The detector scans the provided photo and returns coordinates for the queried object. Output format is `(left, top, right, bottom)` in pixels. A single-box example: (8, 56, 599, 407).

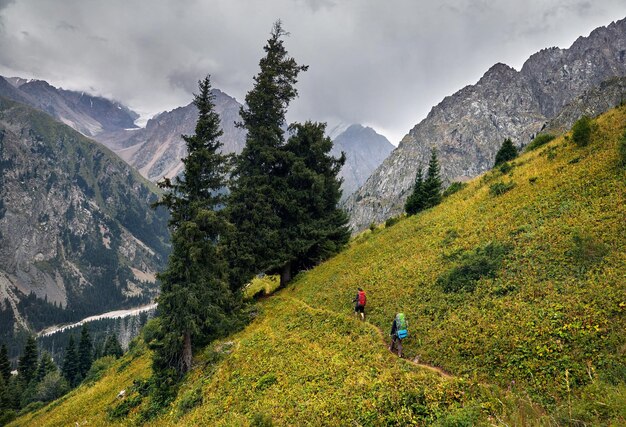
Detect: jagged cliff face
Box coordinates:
(0, 76, 138, 137)
(95, 89, 246, 182)
(0, 97, 169, 332)
(344, 17, 626, 232)
(331, 124, 394, 200)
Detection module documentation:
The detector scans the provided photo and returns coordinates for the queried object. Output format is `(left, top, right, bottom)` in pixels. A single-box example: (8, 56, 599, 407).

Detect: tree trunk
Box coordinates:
(280, 261, 292, 288)
(181, 331, 192, 373)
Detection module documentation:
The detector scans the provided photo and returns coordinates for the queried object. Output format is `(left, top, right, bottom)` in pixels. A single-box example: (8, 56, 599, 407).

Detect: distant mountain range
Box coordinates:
(344, 17, 626, 231)
(0, 97, 169, 347)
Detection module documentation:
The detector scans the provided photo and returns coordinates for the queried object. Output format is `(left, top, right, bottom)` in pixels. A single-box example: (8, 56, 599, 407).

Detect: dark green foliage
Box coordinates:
(77, 325, 93, 378)
(567, 232, 608, 272)
(385, 216, 400, 228)
(619, 129, 626, 166)
(423, 149, 443, 209)
(489, 181, 516, 196)
(228, 22, 346, 289)
(251, 412, 274, 427)
(526, 134, 556, 152)
(176, 386, 203, 417)
(442, 181, 467, 198)
(152, 74, 237, 381)
(35, 352, 57, 383)
(0, 344, 10, 382)
(572, 116, 592, 147)
(498, 162, 513, 174)
(103, 334, 123, 359)
(405, 168, 425, 216)
(17, 336, 38, 384)
(437, 242, 510, 293)
(34, 372, 68, 403)
(61, 335, 79, 387)
(494, 138, 518, 166)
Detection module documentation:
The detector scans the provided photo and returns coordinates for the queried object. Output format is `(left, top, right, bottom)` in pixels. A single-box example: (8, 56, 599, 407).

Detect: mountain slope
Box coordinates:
(14, 105, 626, 426)
(95, 89, 246, 182)
(345, 17, 626, 231)
(2, 76, 139, 137)
(331, 124, 394, 199)
(0, 97, 169, 343)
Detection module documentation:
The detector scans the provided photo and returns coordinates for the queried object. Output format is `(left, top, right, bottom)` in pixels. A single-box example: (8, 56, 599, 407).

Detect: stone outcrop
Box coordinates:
(344, 17, 626, 232)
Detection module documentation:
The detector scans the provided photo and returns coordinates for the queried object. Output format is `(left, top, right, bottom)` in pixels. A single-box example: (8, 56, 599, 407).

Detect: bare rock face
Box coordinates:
(95, 90, 246, 182)
(0, 77, 138, 137)
(331, 124, 394, 200)
(0, 97, 168, 333)
(344, 17, 626, 232)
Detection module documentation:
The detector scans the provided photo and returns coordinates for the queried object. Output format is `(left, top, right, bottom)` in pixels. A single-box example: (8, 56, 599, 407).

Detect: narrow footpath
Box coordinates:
(281, 294, 453, 379)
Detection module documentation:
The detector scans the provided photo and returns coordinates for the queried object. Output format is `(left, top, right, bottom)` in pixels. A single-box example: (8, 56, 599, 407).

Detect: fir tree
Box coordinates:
(423, 149, 442, 209)
(17, 335, 38, 385)
(103, 334, 123, 359)
(227, 21, 310, 288)
(405, 168, 426, 216)
(0, 344, 10, 382)
(152, 75, 235, 376)
(35, 352, 57, 383)
(494, 138, 518, 166)
(280, 121, 350, 277)
(77, 325, 92, 379)
(61, 335, 79, 387)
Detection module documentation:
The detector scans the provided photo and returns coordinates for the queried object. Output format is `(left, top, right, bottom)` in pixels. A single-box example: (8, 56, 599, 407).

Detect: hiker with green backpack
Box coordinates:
(389, 313, 408, 357)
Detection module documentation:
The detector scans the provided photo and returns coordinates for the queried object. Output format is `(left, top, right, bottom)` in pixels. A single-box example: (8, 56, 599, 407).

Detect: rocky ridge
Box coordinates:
(0, 97, 169, 336)
(344, 17, 626, 231)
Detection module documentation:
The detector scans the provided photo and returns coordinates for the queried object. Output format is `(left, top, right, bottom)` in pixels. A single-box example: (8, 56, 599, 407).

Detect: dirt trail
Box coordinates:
(281, 295, 453, 379)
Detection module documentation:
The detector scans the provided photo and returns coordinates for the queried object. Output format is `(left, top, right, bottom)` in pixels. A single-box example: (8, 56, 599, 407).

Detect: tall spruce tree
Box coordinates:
(77, 325, 92, 379)
(152, 75, 235, 376)
(405, 168, 426, 215)
(280, 121, 350, 278)
(17, 335, 38, 385)
(0, 344, 10, 382)
(423, 149, 442, 208)
(35, 352, 57, 383)
(103, 334, 123, 359)
(61, 335, 79, 387)
(494, 138, 518, 166)
(228, 21, 321, 288)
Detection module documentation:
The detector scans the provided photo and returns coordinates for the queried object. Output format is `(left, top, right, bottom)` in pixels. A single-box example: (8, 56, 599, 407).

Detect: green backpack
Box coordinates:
(396, 313, 408, 339)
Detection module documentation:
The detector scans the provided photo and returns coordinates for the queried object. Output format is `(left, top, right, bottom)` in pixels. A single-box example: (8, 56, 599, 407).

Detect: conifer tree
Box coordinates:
(423, 149, 442, 208)
(18, 335, 38, 385)
(77, 325, 92, 378)
(228, 21, 311, 288)
(494, 138, 518, 166)
(0, 344, 10, 382)
(61, 335, 79, 387)
(35, 352, 57, 383)
(103, 334, 123, 359)
(280, 122, 350, 277)
(405, 168, 426, 215)
(152, 75, 235, 375)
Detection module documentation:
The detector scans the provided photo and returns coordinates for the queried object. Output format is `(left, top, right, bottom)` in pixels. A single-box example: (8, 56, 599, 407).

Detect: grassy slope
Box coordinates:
(12, 106, 626, 426)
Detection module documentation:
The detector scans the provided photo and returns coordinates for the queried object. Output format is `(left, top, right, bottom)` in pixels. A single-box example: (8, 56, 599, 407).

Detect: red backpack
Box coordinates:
(358, 290, 366, 306)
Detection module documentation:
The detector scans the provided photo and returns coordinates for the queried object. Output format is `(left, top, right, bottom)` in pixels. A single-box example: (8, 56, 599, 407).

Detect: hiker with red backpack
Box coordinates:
(352, 288, 367, 321)
(389, 313, 408, 357)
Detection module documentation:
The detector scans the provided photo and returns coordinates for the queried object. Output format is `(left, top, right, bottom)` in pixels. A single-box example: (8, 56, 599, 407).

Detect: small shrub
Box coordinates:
(442, 182, 467, 198)
(176, 386, 203, 417)
(255, 373, 277, 391)
(499, 162, 513, 174)
(572, 115, 592, 147)
(494, 138, 518, 167)
(442, 229, 459, 246)
(369, 223, 377, 232)
(526, 134, 556, 151)
(385, 216, 400, 228)
(619, 130, 626, 166)
(566, 232, 608, 271)
(528, 177, 538, 184)
(84, 356, 116, 385)
(489, 181, 515, 196)
(437, 242, 511, 293)
(251, 412, 274, 427)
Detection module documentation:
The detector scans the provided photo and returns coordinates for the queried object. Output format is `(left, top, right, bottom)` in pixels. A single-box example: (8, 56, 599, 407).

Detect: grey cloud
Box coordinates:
(0, 0, 624, 145)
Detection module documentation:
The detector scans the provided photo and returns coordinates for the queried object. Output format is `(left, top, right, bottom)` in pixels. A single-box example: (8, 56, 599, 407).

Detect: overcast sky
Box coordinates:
(0, 0, 625, 144)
